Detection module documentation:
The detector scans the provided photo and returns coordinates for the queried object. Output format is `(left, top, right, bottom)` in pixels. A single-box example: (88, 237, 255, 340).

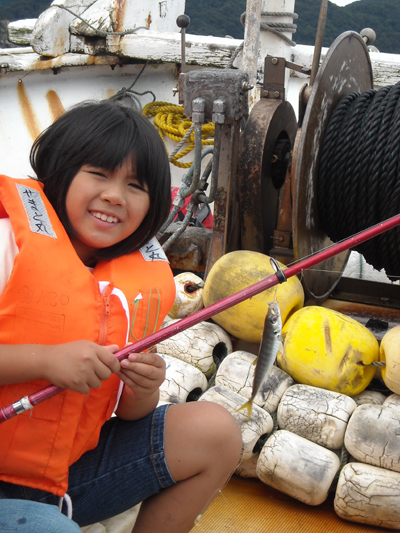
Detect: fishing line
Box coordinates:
(194, 450, 245, 529)
(193, 457, 242, 532)
(282, 213, 400, 277)
(194, 490, 238, 532)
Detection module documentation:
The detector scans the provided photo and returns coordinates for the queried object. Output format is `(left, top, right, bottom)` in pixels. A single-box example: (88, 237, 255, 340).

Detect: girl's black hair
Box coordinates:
(30, 100, 171, 260)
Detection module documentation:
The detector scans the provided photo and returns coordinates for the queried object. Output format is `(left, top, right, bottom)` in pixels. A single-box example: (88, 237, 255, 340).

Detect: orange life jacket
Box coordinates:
(0, 175, 175, 496)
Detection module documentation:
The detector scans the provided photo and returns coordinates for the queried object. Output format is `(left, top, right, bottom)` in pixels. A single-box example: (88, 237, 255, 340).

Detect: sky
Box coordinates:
(329, 0, 361, 5)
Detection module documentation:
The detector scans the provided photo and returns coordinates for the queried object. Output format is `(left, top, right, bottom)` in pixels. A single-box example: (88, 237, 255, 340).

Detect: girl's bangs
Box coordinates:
(85, 130, 136, 170)
(82, 123, 149, 187)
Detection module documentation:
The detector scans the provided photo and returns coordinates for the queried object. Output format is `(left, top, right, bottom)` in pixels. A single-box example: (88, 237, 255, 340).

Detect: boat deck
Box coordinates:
(192, 476, 388, 533)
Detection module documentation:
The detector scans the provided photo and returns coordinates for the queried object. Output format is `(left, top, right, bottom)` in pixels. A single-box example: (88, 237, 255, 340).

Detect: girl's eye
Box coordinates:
(129, 182, 146, 192)
(87, 169, 108, 178)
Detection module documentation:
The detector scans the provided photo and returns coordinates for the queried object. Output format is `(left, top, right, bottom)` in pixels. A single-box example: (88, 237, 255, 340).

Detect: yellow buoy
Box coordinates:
(278, 306, 379, 396)
(380, 325, 400, 395)
(203, 251, 304, 343)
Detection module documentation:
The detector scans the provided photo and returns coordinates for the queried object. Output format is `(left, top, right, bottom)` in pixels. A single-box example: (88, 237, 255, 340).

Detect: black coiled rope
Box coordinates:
(317, 81, 400, 280)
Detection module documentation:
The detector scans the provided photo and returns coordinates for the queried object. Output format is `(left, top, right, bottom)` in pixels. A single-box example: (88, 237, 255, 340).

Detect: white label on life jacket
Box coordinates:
(16, 183, 57, 238)
(140, 237, 168, 262)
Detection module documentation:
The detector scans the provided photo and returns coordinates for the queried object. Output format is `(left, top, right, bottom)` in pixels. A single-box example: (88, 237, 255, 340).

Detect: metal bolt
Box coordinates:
(241, 81, 254, 91)
(213, 99, 225, 113)
(192, 97, 205, 112)
(212, 99, 225, 124)
(192, 112, 205, 123)
(271, 57, 279, 65)
(212, 114, 225, 124)
(273, 91, 280, 98)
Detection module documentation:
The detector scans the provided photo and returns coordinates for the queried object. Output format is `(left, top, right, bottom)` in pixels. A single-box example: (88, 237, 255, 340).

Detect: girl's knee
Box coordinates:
(165, 402, 242, 483)
(178, 402, 242, 456)
(203, 402, 242, 446)
(194, 403, 242, 475)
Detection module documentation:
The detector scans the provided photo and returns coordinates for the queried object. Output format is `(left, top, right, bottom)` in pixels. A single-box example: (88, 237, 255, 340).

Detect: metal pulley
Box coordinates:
(238, 30, 376, 302)
(238, 98, 297, 257)
(238, 51, 301, 260)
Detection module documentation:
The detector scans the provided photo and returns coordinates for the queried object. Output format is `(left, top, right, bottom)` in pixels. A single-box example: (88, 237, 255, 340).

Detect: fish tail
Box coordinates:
(237, 399, 253, 420)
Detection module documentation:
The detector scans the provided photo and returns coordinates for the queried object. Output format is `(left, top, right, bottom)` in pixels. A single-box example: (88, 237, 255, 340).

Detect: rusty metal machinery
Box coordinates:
(292, 31, 373, 301)
(238, 98, 297, 259)
(238, 54, 307, 262)
(163, 67, 250, 275)
(237, 29, 400, 310)
(164, 23, 400, 313)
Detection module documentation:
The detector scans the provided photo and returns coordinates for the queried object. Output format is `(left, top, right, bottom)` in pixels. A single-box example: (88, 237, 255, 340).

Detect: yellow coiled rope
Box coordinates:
(142, 102, 215, 168)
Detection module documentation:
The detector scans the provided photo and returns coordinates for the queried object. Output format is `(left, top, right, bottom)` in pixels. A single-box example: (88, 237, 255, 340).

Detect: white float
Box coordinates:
(199, 385, 273, 460)
(158, 354, 208, 404)
(351, 390, 386, 406)
(383, 393, 400, 409)
(257, 430, 340, 506)
(156, 321, 232, 376)
(334, 463, 400, 529)
(168, 272, 204, 319)
(235, 452, 259, 479)
(277, 384, 357, 450)
(215, 351, 294, 414)
(345, 404, 400, 473)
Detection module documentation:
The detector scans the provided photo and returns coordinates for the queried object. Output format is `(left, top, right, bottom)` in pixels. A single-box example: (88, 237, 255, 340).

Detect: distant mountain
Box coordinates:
(185, 0, 400, 54)
(0, 0, 50, 21)
(296, 0, 400, 53)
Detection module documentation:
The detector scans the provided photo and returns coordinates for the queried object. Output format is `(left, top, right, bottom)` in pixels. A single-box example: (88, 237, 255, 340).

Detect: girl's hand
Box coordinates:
(118, 352, 166, 401)
(43, 341, 120, 394)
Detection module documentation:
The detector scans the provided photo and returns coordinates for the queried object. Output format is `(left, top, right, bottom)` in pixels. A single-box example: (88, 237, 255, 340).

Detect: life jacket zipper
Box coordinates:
(98, 284, 113, 345)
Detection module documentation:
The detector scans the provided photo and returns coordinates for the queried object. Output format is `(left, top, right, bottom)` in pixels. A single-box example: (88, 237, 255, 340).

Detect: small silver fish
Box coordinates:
(239, 299, 282, 419)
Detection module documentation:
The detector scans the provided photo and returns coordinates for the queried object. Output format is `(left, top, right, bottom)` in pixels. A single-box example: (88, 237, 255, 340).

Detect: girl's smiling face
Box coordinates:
(65, 157, 150, 264)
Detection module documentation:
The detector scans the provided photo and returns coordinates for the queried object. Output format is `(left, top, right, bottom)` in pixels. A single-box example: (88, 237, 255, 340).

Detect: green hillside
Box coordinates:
(185, 0, 400, 54)
(0, 0, 398, 54)
(295, 0, 400, 53)
(0, 0, 50, 20)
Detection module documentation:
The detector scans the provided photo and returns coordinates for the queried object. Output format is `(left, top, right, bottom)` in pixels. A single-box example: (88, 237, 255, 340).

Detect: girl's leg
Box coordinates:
(132, 401, 242, 533)
(0, 500, 81, 533)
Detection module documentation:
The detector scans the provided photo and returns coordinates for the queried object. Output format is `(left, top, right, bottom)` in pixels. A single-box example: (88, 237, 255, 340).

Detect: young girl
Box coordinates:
(0, 101, 242, 533)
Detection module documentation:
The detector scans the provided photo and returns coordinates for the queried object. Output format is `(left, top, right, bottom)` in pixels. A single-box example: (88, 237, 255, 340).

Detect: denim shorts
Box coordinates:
(0, 404, 176, 527)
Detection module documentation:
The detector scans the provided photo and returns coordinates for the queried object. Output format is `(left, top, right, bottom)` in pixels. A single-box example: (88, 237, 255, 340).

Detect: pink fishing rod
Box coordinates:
(1, 213, 400, 423)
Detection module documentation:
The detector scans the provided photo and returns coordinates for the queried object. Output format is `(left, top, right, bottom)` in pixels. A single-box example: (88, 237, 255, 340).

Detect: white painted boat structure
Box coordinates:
(2, 1, 400, 531)
(2, 0, 400, 184)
